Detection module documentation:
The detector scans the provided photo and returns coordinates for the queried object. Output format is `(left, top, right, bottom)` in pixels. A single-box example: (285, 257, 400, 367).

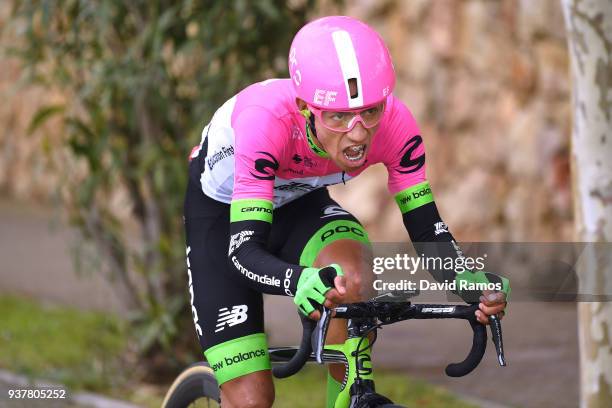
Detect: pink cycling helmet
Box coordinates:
(289, 16, 395, 110)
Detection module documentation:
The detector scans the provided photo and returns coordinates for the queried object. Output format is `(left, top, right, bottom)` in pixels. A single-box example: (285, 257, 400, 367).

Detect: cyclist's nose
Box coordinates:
(346, 121, 369, 143)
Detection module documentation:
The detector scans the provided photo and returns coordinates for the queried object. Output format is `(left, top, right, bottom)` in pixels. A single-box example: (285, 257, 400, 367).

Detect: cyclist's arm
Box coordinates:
(228, 107, 305, 296)
(396, 186, 465, 286)
(228, 199, 303, 296)
(383, 98, 508, 302)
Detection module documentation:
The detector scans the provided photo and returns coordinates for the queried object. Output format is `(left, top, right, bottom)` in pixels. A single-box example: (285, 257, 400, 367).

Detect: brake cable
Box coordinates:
(353, 322, 383, 381)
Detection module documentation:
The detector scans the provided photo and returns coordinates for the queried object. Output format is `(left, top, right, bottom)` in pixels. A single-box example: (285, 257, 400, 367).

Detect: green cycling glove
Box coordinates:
(294, 264, 343, 316)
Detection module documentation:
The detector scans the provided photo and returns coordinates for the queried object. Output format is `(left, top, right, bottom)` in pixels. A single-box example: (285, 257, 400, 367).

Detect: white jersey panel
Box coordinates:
(199, 96, 237, 203)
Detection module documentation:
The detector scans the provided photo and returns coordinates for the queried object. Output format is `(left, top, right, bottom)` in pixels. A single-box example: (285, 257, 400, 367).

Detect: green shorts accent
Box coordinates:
(394, 181, 434, 214)
(300, 220, 370, 267)
(204, 333, 271, 385)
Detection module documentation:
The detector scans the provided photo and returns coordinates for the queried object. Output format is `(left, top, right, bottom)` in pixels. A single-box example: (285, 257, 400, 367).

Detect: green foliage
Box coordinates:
(0, 295, 127, 391)
(5, 0, 315, 365)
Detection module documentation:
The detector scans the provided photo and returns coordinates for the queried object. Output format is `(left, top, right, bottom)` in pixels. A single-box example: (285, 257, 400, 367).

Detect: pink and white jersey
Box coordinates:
(190, 79, 426, 207)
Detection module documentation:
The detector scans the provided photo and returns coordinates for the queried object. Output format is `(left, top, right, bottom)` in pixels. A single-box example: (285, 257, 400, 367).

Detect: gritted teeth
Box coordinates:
(343, 144, 366, 161)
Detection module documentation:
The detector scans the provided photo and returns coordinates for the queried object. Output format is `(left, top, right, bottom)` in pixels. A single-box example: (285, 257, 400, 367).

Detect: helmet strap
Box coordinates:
(301, 109, 329, 158)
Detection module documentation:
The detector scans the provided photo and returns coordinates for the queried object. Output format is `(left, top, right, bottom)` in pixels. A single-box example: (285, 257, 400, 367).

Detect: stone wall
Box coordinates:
(0, 0, 573, 241)
(0, 3, 67, 203)
(325, 0, 573, 241)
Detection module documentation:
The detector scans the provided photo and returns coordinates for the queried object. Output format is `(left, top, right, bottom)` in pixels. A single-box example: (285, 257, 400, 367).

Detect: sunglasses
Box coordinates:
(307, 102, 386, 132)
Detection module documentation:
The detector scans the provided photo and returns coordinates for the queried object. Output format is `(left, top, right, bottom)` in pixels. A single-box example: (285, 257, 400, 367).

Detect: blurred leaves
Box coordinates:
(28, 104, 65, 134)
(5, 0, 315, 368)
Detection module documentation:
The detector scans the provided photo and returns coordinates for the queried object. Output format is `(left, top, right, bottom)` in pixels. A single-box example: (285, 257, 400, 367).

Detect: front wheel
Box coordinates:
(162, 362, 220, 408)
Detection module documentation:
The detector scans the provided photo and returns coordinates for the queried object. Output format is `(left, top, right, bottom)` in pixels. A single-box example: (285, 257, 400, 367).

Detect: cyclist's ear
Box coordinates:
(295, 97, 308, 111)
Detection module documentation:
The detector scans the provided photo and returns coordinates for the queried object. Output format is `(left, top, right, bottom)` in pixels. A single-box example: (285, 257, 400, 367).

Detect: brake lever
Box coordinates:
(313, 306, 332, 364)
(489, 314, 506, 366)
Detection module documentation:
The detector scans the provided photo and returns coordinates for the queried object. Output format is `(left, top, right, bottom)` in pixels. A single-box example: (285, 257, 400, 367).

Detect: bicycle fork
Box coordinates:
(326, 336, 374, 408)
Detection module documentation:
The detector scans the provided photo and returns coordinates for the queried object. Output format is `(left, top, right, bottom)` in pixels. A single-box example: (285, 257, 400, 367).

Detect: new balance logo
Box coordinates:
(434, 222, 448, 236)
(228, 230, 254, 255)
(321, 205, 350, 218)
(211, 348, 267, 372)
(215, 305, 248, 333)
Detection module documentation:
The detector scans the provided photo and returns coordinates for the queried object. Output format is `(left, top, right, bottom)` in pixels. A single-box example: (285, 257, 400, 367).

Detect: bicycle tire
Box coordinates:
(162, 362, 220, 408)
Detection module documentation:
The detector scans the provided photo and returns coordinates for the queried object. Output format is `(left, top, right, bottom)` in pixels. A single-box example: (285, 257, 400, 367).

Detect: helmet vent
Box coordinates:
(348, 78, 359, 99)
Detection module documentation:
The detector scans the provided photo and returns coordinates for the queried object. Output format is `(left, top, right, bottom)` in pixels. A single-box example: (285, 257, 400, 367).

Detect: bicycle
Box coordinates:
(162, 292, 506, 407)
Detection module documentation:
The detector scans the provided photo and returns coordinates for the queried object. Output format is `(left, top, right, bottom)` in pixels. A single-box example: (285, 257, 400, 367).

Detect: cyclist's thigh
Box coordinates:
(184, 173, 270, 388)
(270, 188, 370, 267)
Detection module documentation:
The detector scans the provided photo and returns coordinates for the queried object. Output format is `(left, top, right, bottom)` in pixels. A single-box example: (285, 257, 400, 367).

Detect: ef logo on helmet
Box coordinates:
(289, 16, 395, 111)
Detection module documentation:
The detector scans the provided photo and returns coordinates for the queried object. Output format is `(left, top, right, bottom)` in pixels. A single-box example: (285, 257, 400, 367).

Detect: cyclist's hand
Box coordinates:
(294, 264, 346, 320)
(476, 290, 507, 325)
(322, 274, 347, 307)
(454, 270, 510, 324)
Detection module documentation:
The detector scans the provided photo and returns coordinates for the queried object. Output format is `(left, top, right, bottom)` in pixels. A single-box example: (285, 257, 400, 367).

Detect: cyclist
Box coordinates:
(184, 16, 510, 408)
